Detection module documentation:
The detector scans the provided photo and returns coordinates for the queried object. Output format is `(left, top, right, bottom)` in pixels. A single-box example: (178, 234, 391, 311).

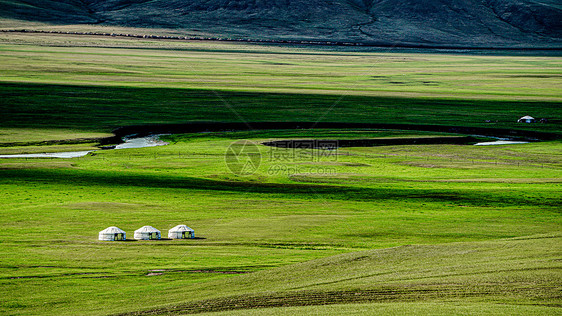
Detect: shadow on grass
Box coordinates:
(1, 168, 559, 208)
(1, 82, 560, 136)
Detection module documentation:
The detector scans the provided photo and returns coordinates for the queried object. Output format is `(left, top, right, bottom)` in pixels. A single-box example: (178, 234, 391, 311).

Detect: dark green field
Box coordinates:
(0, 34, 560, 315)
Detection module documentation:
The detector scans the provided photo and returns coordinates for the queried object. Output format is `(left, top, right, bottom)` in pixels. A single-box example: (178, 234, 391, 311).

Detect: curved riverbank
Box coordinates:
(0, 135, 167, 158)
(1, 122, 556, 157)
(0, 136, 121, 148)
(262, 136, 480, 148)
(113, 122, 560, 141)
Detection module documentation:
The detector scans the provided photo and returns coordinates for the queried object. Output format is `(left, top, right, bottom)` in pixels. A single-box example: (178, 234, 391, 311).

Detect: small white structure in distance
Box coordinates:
(99, 226, 126, 241)
(517, 115, 535, 123)
(134, 226, 161, 240)
(168, 225, 195, 239)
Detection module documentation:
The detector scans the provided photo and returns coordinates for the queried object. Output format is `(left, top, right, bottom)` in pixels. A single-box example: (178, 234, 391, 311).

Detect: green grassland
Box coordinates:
(1, 132, 560, 315)
(0, 33, 561, 315)
(0, 33, 561, 141)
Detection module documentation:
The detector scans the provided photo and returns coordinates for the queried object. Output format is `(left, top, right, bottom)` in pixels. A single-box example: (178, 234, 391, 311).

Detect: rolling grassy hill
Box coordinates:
(1, 0, 561, 47)
(119, 234, 562, 315)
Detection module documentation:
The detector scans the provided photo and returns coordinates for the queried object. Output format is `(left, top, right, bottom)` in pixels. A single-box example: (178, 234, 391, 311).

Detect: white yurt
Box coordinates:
(134, 226, 161, 240)
(98, 226, 126, 241)
(168, 225, 195, 239)
(517, 115, 535, 123)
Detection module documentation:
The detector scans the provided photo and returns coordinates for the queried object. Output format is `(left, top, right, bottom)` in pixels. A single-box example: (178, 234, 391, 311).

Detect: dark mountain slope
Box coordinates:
(360, 0, 562, 46)
(1, 0, 560, 47)
(0, 0, 99, 23)
(82, 0, 371, 42)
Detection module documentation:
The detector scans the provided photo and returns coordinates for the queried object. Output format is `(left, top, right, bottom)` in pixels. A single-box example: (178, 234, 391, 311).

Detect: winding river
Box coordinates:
(0, 133, 531, 159)
(474, 140, 529, 146)
(0, 135, 168, 159)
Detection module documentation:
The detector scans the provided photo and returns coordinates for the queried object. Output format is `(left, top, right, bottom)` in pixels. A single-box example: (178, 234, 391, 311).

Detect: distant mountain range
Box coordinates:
(1, 0, 561, 48)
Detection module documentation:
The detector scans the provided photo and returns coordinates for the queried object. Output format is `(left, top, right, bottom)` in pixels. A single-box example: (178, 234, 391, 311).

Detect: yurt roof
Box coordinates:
(135, 226, 161, 233)
(520, 115, 535, 120)
(99, 226, 126, 234)
(169, 225, 194, 232)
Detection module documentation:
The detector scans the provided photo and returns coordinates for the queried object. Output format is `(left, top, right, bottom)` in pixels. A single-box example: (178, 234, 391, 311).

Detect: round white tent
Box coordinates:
(99, 226, 126, 241)
(168, 225, 195, 239)
(518, 115, 535, 123)
(134, 226, 161, 240)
